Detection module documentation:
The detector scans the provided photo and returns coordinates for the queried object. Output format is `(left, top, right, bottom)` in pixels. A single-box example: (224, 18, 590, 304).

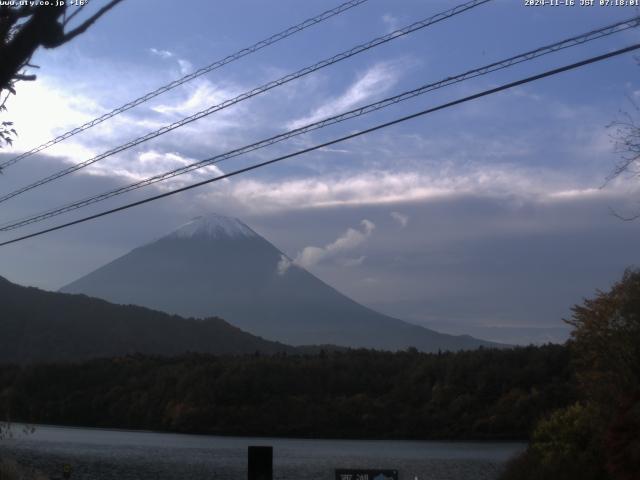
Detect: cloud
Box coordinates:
(3, 58, 252, 188)
(546, 188, 601, 200)
(381, 13, 399, 32)
(178, 59, 193, 76)
(218, 167, 548, 213)
(202, 153, 640, 216)
(2, 79, 103, 155)
(151, 82, 237, 117)
(390, 211, 409, 228)
(149, 48, 192, 75)
(341, 256, 366, 267)
(82, 149, 225, 185)
(276, 254, 292, 275)
(292, 219, 375, 269)
(149, 48, 174, 59)
(287, 62, 402, 129)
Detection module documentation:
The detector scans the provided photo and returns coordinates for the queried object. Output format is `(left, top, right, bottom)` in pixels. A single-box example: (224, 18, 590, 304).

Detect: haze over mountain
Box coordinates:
(0, 275, 291, 363)
(61, 214, 501, 352)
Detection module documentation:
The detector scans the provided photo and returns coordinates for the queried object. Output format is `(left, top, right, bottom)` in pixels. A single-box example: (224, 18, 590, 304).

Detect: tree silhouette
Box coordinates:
(0, 1, 124, 149)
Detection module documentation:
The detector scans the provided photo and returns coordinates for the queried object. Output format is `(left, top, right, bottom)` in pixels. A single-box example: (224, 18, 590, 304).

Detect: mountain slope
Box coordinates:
(0, 276, 292, 363)
(61, 214, 501, 352)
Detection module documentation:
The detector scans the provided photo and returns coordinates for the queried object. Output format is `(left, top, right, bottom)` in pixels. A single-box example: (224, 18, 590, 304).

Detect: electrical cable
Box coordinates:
(1, 15, 636, 232)
(1, 42, 636, 247)
(0, 0, 371, 170)
(0, 0, 492, 204)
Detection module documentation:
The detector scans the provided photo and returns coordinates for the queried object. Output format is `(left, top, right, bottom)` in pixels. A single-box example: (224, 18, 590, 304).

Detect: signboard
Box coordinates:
(335, 469, 398, 480)
(248, 446, 272, 480)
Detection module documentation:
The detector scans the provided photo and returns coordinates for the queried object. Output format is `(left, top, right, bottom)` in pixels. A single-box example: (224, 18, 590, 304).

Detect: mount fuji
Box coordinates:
(61, 214, 500, 351)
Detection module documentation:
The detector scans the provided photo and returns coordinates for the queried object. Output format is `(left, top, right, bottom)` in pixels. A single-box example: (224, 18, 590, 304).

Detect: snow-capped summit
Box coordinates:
(168, 213, 256, 240)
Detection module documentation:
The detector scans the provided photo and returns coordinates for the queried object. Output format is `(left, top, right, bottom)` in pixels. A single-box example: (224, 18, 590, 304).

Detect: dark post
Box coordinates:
(248, 445, 273, 480)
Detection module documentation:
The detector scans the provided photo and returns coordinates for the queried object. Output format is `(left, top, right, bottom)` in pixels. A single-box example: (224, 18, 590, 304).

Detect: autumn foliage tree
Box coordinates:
(566, 269, 640, 480)
(567, 269, 640, 407)
(501, 269, 640, 480)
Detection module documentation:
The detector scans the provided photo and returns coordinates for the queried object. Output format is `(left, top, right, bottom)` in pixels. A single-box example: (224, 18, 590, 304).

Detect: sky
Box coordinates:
(1, 0, 639, 345)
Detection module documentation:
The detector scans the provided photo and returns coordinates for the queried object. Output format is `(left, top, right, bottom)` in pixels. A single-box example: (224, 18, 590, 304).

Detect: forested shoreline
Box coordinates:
(0, 344, 572, 441)
(2, 268, 638, 480)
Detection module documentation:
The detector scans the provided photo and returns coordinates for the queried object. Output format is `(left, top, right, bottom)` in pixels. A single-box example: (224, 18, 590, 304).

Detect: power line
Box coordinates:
(1, 42, 637, 248)
(1, 16, 637, 232)
(0, 0, 370, 171)
(0, 0, 492, 205)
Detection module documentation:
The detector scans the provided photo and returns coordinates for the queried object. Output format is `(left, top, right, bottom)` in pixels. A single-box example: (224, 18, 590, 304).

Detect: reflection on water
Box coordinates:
(1, 424, 526, 480)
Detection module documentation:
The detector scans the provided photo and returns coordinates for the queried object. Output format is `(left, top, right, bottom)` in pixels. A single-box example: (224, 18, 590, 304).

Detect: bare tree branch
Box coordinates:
(58, 0, 124, 45)
(12, 73, 36, 81)
(62, 3, 87, 27)
(608, 206, 640, 222)
(0, 1, 125, 151)
(607, 95, 640, 183)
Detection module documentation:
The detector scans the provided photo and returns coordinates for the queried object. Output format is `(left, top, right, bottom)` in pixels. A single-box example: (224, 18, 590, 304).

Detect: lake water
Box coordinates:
(1, 424, 526, 480)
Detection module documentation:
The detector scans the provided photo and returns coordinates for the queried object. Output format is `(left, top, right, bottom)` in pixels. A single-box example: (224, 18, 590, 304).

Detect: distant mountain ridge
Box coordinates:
(0, 275, 293, 363)
(61, 213, 502, 352)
